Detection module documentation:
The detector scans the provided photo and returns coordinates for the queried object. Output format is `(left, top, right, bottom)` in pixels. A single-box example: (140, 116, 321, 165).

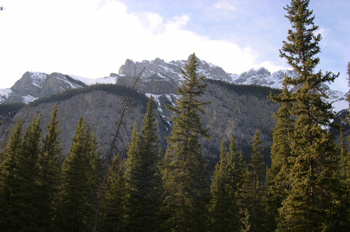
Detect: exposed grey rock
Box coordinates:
(1, 72, 85, 104)
(3, 90, 168, 157)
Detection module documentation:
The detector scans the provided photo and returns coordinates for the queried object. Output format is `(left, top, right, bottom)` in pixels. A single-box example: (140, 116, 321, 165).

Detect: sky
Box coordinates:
(0, 0, 349, 92)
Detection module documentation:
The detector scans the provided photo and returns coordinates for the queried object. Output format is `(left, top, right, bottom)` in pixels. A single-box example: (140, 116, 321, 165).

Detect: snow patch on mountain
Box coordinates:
(30, 72, 48, 88)
(68, 75, 117, 85)
(145, 93, 163, 113)
(0, 88, 12, 104)
(22, 95, 38, 104)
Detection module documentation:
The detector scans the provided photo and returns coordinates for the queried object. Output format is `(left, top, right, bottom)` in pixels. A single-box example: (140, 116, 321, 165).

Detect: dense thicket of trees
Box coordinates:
(1, 1, 349, 231)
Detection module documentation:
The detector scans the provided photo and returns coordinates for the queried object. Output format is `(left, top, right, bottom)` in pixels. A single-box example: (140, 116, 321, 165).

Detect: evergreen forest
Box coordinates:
(1, 0, 350, 231)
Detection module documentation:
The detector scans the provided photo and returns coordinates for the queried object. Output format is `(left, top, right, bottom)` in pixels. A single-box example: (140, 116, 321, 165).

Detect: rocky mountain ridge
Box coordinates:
(0, 55, 347, 167)
(1, 54, 346, 112)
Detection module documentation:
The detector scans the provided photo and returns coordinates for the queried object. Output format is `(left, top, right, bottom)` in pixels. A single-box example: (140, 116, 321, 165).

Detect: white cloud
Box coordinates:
(213, 1, 236, 11)
(0, 0, 276, 88)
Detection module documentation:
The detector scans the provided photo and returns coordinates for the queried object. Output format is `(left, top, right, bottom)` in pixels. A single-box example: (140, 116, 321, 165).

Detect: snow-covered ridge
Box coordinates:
(0, 55, 347, 113)
(68, 74, 117, 85)
(30, 72, 48, 88)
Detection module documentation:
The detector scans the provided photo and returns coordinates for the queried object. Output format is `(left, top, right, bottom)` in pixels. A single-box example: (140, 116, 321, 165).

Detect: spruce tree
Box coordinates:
(0, 119, 23, 231)
(161, 53, 210, 231)
(265, 81, 294, 231)
(209, 141, 234, 232)
(99, 154, 126, 232)
(124, 97, 162, 231)
(247, 130, 265, 232)
(36, 104, 62, 231)
(277, 0, 343, 230)
(209, 135, 246, 232)
(0, 116, 43, 231)
(58, 116, 101, 231)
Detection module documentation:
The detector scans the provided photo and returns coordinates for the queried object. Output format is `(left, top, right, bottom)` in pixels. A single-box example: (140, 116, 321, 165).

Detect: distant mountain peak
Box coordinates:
(0, 55, 347, 113)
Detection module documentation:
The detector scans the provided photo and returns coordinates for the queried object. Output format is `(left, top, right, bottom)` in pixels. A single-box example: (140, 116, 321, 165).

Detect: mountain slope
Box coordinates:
(0, 55, 346, 112)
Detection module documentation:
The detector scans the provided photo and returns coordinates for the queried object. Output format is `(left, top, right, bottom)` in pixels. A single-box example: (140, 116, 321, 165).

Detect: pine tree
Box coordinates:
(22, 115, 44, 231)
(277, 0, 343, 230)
(36, 104, 63, 231)
(209, 135, 246, 232)
(247, 130, 265, 232)
(161, 53, 210, 231)
(99, 154, 126, 232)
(58, 116, 101, 231)
(0, 116, 43, 231)
(85, 127, 103, 228)
(124, 97, 162, 231)
(0, 119, 23, 231)
(209, 141, 234, 232)
(265, 81, 294, 231)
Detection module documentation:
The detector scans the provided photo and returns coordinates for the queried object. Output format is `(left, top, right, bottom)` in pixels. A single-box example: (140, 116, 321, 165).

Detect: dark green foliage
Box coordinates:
(19, 115, 44, 231)
(247, 130, 265, 232)
(0, 102, 26, 118)
(205, 79, 281, 98)
(27, 84, 149, 108)
(265, 81, 294, 231)
(36, 104, 63, 231)
(276, 0, 343, 230)
(0, 119, 23, 231)
(124, 97, 163, 231)
(209, 135, 247, 232)
(99, 154, 126, 232)
(162, 53, 210, 231)
(58, 116, 102, 231)
(0, 116, 43, 231)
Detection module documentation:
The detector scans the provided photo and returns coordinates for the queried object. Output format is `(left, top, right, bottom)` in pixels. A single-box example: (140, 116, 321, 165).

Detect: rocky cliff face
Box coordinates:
(0, 72, 86, 104)
(118, 55, 232, 83)
(0, 79, 279, 169)
(0, 55, 346, 111)
(3, 90, 167, 157)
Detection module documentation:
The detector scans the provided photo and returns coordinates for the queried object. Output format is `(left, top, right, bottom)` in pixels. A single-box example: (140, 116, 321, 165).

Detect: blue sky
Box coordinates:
(0, 0, 349, 92)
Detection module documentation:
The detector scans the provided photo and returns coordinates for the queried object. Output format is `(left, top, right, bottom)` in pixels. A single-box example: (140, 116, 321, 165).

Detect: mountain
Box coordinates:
(0, 55, 346, 112)
(0, 54, 347, 168)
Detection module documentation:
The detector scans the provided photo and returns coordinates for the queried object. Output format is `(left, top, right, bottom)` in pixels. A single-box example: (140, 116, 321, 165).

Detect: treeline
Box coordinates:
(205, 79, 281, 99)
(27, 84, 149, 108)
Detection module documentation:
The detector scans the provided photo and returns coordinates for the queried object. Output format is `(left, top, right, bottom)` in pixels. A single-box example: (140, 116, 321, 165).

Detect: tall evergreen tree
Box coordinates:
(209, 141, 234, 232)
(161, 53, 210, 231)
(209, 135, 246, 232)
(36, 104, 63, 231)
(247, 130, 265, 232)
(0, 119, 23, 232)
(124, 97, 162, 231)
(265, 81, 294, 231)
(99, 154, 126, 232)
(277, 0, 343, 230)
(58, 116, 101, 231)
(0, 116, 43, 231)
